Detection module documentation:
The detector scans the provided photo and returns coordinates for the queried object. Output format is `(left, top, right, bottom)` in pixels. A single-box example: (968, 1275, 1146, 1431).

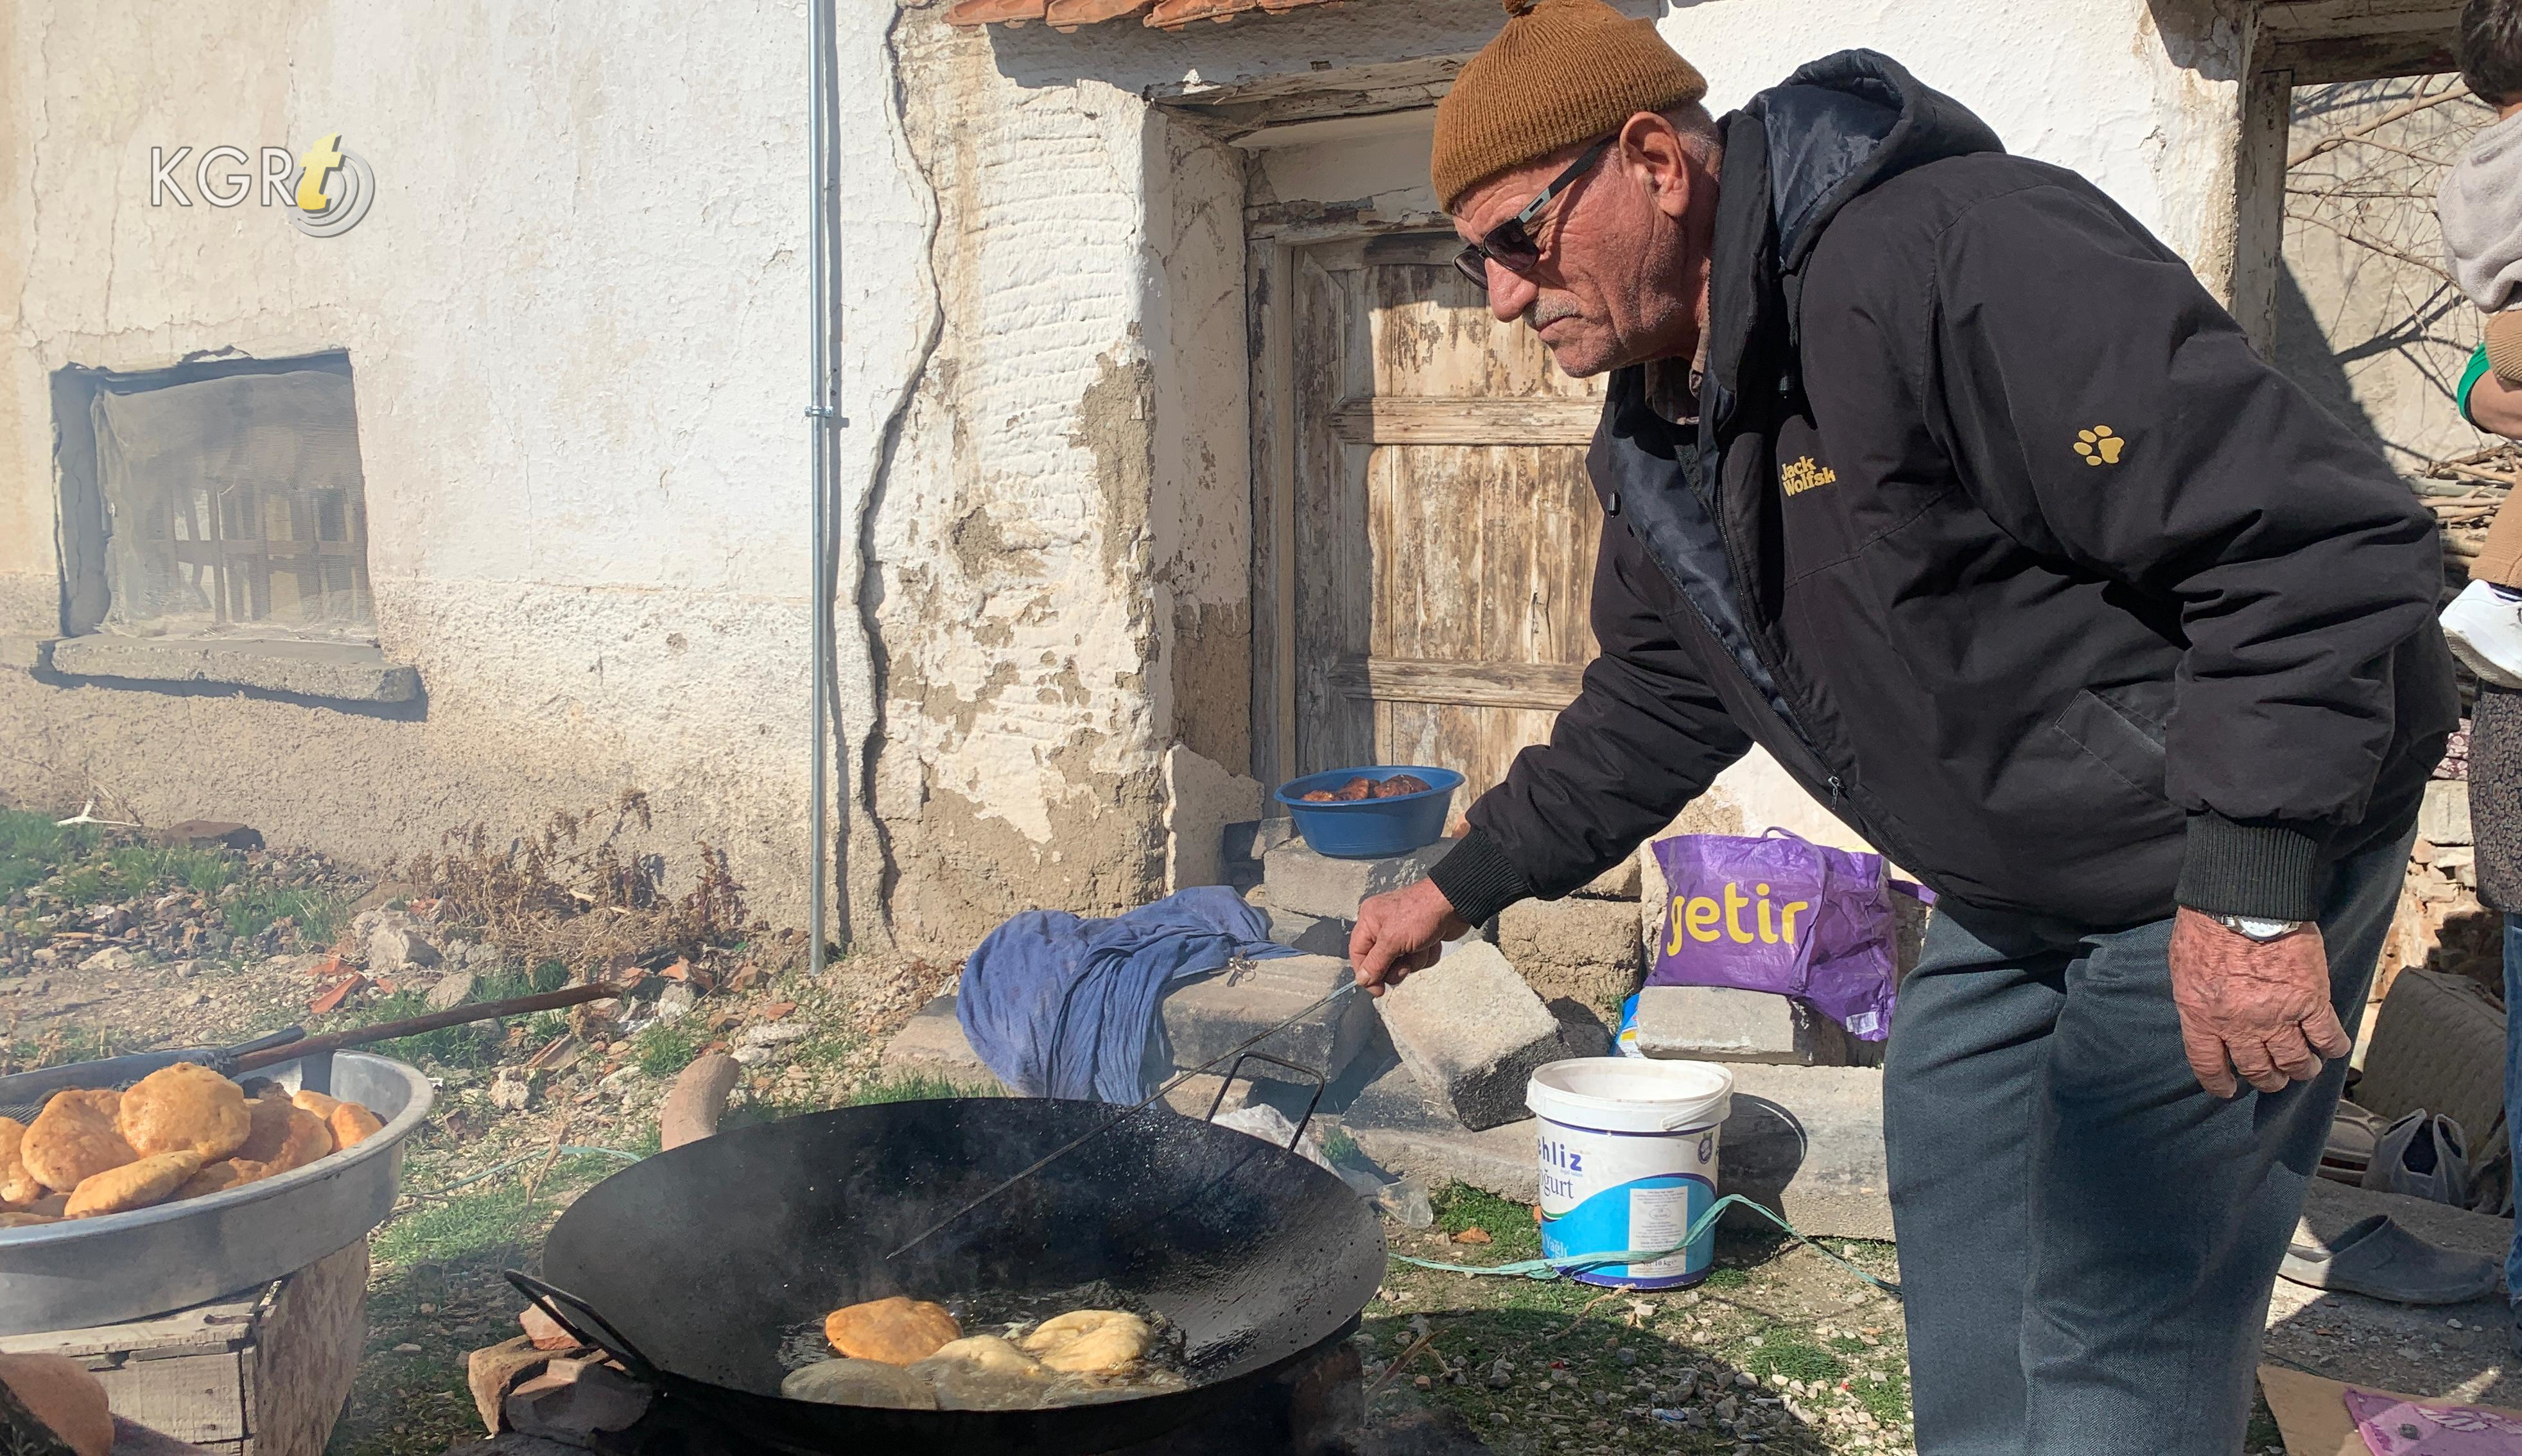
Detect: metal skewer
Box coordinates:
(884, 977, 1361, 1262)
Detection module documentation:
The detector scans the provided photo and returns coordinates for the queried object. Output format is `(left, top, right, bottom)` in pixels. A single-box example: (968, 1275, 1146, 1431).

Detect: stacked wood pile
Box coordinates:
(2413, 442, 2521, 600)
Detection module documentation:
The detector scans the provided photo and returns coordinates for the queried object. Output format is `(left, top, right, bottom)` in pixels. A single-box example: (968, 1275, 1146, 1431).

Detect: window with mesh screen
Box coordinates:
(89, 366, 372, 638)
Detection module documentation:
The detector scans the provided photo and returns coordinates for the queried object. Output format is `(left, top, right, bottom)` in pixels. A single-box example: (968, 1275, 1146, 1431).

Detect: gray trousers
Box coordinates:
(1883, 826, 2411, 1455)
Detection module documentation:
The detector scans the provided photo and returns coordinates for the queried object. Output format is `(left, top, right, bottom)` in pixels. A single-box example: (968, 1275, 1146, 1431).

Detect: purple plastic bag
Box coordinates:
(1648, 829, 1901, 1041)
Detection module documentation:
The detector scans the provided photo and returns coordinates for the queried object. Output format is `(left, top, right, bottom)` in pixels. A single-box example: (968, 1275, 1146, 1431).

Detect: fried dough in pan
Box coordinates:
(20, 1091, 134, 1193)
(64, 1150, 203, 1218)
(117, 1063, 249, 1162)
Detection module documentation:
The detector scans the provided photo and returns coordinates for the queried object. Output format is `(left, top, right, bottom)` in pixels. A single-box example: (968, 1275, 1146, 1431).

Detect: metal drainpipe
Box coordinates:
(806, 0, 842, 978)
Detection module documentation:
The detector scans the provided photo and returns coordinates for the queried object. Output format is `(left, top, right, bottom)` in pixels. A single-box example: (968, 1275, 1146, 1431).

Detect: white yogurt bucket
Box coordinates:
(1526, 1057, 1734, 1290)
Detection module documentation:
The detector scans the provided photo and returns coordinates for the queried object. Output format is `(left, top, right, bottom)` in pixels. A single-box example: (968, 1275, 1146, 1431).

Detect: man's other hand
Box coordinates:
(1349, 878, 1470, 996)
(2166, 908, 2348, 1098)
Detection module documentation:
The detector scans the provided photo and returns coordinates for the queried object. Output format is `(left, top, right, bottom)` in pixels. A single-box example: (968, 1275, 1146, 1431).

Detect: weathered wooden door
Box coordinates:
(1275, 232, 1607, 811)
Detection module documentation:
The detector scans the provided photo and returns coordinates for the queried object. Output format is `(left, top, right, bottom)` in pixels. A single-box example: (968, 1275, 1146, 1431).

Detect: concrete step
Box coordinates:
(1632, 984, 1856, 1066)
(1161, 953, 1378, 1083)
(1336, 1058, 1891, 1242)
(1263, 837, 1449, 923)
(877, 994, 1007, 1092)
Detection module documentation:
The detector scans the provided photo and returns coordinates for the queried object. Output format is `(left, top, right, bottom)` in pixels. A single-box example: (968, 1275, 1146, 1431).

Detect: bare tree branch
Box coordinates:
(2289, 80, 2474, 168)
(2283, 207, 2458, 284)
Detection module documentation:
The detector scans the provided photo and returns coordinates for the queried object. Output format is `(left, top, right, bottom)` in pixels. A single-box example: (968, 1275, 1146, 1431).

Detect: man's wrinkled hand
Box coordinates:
(2166, 908, 2347, 1098)
(1348, 878, 1470, 996)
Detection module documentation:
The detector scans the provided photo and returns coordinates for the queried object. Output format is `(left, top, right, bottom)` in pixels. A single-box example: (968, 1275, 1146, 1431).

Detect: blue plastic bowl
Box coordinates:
(1274, 765, 1463, 860)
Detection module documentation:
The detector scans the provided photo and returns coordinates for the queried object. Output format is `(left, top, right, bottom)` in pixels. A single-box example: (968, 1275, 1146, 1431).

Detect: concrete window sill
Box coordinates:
(39, 636, 421, 704)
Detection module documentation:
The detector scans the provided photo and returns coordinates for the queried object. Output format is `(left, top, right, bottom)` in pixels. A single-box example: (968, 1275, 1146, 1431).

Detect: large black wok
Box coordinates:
(512, 1096, 1386, 1455)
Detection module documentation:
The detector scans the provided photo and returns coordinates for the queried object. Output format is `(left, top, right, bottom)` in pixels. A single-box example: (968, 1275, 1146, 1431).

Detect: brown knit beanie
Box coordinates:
(1431, 0, 1709, 212)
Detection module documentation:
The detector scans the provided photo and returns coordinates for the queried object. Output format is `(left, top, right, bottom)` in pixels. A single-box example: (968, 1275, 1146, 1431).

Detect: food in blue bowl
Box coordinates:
(1273, 765, 1463, 860)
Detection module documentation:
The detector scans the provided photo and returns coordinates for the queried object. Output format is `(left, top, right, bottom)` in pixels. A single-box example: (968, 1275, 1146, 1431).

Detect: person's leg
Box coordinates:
(2505, 913, 2522, 1346)
(2016, 826, 2412, 1455)
(1883, 910, 2069, 1456)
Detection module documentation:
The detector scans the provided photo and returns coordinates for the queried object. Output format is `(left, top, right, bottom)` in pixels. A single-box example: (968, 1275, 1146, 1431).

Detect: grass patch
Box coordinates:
(372, 1184, 542, 1269)
(1743, 1332, 1850, 1384)
(1849, 1366, 1911, 1428)
(321, 989, 500, 1068)
(473, 960, 570, 1003)
(223, 882, 345, 945)
(846, 1072, 1000, 1104)
(103, 844, 236, 899)
(629, 1019, 704, 1079)
(1432, 1181, 1543, 1260)
(0, 810, 92, 899)
(51, 863, 109, 908)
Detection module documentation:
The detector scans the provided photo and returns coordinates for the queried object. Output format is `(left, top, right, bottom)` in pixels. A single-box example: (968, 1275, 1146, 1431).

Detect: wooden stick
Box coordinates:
(232, 984, 622, 1073)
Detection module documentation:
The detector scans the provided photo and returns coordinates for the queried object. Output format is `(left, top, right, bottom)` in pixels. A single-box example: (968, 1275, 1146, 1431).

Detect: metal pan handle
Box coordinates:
(1204, 1050, 1328, 1147)
(502, 1270, 663, 1383)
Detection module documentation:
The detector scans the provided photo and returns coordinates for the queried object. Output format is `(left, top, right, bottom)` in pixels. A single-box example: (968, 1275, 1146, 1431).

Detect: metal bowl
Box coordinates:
(0, 1050, 433, 1335)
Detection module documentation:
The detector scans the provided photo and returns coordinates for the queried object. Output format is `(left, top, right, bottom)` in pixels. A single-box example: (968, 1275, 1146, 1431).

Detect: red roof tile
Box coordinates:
(1048, 0, 1153, 27)
(946, 0, 1342, 28)
(943, 0, 1047, 25)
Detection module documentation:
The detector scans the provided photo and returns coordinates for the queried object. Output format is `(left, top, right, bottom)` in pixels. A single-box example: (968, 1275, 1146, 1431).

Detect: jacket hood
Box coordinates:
(1753, 51, 2005, 272)
(1703, 51, 2002, 406)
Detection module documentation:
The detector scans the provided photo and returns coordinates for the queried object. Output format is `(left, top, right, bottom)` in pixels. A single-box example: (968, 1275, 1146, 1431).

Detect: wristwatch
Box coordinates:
(2216, 914, 2306, 942)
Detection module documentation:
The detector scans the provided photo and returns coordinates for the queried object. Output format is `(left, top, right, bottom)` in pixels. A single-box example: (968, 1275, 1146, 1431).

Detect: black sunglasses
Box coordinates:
(1452, 135, 1616, 291)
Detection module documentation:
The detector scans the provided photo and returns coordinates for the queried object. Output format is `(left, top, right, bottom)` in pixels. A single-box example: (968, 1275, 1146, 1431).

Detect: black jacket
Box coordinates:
(1429, 51, 2457, 932)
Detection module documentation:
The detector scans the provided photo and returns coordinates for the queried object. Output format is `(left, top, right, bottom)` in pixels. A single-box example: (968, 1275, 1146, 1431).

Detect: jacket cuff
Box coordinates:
(2174, 812, 2322, 921)
(1427, 828, 1538, 928)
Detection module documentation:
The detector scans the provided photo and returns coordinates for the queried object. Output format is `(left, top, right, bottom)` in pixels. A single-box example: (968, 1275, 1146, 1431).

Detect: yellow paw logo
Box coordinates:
(2074, 425, 2125, 466)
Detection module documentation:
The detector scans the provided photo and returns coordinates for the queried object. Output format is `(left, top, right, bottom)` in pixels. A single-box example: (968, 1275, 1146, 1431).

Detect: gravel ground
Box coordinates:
(1363, 1188, 1913, 1455)
(2, 809, 2299, 1455)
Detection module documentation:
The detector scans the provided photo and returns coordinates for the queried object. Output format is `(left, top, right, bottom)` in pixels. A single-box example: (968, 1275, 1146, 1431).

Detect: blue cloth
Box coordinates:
(957, 887, 1298, 1103)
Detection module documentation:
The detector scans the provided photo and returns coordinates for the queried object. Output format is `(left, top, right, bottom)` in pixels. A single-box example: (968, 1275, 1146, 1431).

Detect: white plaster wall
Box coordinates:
(0, 1, 830, 924)
(1659, 0, 2254, 285)
(1, 0, 2260, 955)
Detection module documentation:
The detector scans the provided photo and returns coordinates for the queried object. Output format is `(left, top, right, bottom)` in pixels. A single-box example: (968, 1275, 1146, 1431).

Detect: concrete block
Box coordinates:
(1545, 997, 1613, 1059)
(1262, 837, 1448, 923)
(1161, 953, 1376, 1080)
(878, 994, 1008, 1092)
(1226, 818, 1297, 881)
(1497, 896, 1644, 1018)
(1165, 744, 1264, 892)
(0, 636, 55, 673)
(1633, 984, 1854, 1066)
(1719, 1064, 1890, 1241)
(2421, 779, 2473, 847)
(1373, 940, 1562, 1131)
(1572, 856, 1641, 899)
(1267, 905, 1353, 957)
(1342, 1060, 1542, 1200)
(46, 636, 420, 703)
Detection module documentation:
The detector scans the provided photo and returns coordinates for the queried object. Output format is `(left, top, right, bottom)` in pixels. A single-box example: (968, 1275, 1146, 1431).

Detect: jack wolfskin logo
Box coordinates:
(2074, 426, 2125, 465)
(1781, 456, 1838, 496)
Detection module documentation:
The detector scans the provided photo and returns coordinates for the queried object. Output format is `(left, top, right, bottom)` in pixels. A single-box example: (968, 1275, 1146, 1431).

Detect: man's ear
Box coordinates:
(1618, 110, 1692, 221)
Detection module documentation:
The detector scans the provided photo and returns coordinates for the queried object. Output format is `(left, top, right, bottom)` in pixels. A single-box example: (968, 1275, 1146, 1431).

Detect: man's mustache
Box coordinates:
(1524, 299, 1581, 331)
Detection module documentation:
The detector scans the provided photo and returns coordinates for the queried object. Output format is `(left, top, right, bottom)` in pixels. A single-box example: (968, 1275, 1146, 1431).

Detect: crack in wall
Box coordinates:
(844, 1, 949, 952)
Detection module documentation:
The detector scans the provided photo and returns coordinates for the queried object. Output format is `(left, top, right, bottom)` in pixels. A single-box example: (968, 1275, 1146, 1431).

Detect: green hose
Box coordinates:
(1391, 1193, 1901, 1297)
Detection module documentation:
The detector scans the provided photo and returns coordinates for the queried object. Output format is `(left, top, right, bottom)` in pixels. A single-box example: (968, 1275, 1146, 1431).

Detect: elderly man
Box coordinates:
(1348, 2, 2457, 1450)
